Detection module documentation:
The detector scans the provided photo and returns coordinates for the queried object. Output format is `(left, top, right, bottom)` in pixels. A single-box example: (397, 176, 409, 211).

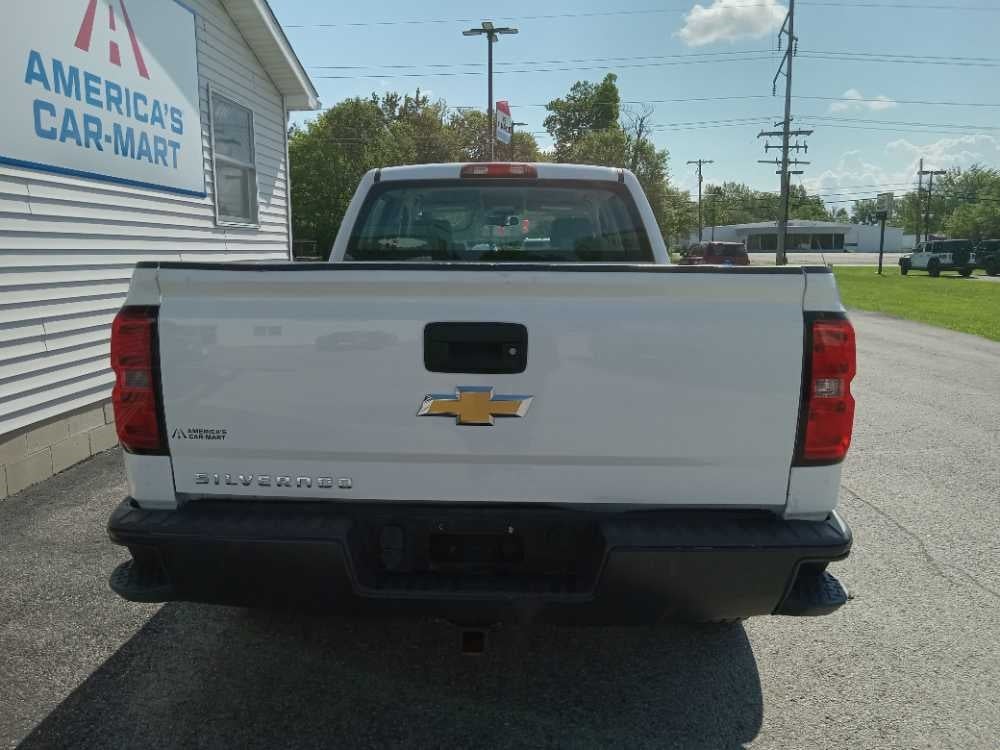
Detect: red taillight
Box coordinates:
(797, 317, 856, 464)
(460, 163, 538, 179)
(111, 306, 165, 454)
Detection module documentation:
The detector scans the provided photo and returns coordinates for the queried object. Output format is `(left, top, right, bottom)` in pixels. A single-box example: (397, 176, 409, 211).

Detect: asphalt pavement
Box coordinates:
(1, 311, 999, 749)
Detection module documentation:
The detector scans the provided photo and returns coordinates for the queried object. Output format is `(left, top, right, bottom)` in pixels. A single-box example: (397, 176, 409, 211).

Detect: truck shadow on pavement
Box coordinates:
(20, 603, 762, 749)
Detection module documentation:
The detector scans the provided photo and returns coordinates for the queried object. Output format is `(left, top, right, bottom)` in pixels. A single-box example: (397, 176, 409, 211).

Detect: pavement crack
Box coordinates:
(841, 483, 1000, 604)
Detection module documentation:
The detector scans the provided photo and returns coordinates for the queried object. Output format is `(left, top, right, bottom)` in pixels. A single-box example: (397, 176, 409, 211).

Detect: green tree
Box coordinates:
(382, 91, 454, 165)
(697, 182, 831, 229)
(788, 185, 833, 221)
(937, 166, 1000, 240)
(447, 109, 541, 162)
(870, 166, 1000, 240)
(509, 130, 542, 162)
(288, 96, 390, 255)
(832, 207, 850, 223)
(289, 89, 549, 255)
(850, 199, 878, 225)
(543, 74, 620, 161)
(565, 127, 628, 166)
(548, 95, 673, 238)
(893, 191, 923, 236)
(661, 185, 698, 245)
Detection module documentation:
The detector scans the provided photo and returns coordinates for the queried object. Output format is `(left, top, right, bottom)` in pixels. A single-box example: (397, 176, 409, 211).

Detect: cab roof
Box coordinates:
(375, 163, 627, 182)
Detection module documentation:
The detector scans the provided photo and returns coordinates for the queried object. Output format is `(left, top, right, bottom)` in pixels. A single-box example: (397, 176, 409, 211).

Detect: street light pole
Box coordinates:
(487, 33, 493, 158)
(463, 21, 518, 161)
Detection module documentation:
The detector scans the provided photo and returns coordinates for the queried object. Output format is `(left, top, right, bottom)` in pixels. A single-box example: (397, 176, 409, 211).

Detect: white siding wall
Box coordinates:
(0, 0, 291, 437)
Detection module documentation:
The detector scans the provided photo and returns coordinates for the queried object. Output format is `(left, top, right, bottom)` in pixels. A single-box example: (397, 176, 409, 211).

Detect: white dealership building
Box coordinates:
(0, 0, 318, 497)
(688, 220, 911, 253)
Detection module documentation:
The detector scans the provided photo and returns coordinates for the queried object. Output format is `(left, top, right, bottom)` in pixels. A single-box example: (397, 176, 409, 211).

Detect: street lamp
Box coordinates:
(463, 20, 518, 160)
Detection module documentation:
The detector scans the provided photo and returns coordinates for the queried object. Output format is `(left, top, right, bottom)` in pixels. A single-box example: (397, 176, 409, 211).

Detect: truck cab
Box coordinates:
(901, 239, 975, 277)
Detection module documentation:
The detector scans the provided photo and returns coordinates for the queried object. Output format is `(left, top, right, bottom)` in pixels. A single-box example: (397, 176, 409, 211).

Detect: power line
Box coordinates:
(795, 94, 1000, 108)
(308, 49, 775, 70)
(799, 52, 1000, 67)
(311, 56, 780, 80)
(797, 123, 998, 137)
(310, 50, 1000, 79)
(309, 48, 1000, 71)
(807, 49, 1000, 62)
(432, 95, 1000, 109)
(284, 2, 1000, 28)
(801, 1, 998, 9)
(308, 118, 997, 140)
(811, 115, 1000, 130)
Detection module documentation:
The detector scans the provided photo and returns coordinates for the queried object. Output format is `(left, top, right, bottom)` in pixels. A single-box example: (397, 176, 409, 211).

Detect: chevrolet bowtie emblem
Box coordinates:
(417, 386, 533, 426)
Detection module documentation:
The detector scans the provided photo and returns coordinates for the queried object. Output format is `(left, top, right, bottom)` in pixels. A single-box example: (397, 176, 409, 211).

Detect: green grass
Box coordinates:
(833, 267, 1000, 341)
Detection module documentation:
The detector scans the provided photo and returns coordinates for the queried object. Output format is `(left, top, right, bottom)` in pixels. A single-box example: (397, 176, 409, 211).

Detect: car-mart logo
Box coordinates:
(172, 427, 228, 441)
(75, 0, 150, 79)
(1, 0, 204, 196)
(21, 0, 188, 172)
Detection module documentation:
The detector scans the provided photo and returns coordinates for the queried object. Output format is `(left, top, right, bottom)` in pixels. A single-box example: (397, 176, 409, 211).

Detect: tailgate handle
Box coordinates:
(424, 322, 527, 374)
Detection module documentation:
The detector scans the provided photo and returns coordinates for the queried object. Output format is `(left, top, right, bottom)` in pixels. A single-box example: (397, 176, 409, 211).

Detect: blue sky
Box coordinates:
(271, 0, 1000, 206)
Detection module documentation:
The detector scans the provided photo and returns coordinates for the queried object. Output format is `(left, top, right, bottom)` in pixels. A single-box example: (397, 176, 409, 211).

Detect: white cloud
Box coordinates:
(828, 89, 897, 113)
(886, 134, 1000, 175)
(803, 135, 1000, 206)
(804, 150, 896, 199)
(677, 0, 787, 47)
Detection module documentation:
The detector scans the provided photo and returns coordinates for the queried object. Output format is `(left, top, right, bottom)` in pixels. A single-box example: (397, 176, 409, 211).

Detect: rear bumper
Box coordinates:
(107, 499, 852, 624)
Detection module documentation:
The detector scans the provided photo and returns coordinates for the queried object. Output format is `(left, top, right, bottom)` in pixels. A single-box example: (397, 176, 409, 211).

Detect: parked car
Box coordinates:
(975, 239, 1000, 276)
(106, 163, 855, 627)
(900, 239, 976, 277)
(679, 241, 750, 266)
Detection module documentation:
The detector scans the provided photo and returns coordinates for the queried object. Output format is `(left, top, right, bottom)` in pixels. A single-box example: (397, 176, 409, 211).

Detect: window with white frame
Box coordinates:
(211, 92, 258, 225)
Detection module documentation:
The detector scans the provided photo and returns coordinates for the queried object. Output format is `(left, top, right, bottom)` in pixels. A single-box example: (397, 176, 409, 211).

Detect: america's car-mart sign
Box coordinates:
(0, 0, 204, 196)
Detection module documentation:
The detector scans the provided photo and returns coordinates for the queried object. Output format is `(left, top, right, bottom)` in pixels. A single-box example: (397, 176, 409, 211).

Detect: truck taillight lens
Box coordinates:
(460, 163, 537, 179)
(797, 317, 856, 464)
(111, 306, 166, 454)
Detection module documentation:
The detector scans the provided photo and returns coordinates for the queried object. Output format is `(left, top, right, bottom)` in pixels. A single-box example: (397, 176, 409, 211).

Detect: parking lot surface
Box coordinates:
(1, 311, 998, 749)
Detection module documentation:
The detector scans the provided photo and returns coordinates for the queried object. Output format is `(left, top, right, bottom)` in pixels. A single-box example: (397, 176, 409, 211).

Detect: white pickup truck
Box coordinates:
(107, 163, 855, 625)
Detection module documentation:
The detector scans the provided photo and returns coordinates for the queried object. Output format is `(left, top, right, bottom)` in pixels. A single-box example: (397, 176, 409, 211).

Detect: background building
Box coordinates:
(688, 220, 911, 253)
(0, 0, 318, 497)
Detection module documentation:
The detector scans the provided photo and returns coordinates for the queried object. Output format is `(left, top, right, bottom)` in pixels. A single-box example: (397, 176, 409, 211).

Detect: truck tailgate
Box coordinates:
(155, 265, 807, 508)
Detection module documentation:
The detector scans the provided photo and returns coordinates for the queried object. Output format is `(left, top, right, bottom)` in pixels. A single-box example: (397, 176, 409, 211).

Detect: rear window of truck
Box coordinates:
(345, 180, 654, 263)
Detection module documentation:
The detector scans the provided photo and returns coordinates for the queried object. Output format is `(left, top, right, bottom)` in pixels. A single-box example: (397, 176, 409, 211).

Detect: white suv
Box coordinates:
(900, 240, 976, 277)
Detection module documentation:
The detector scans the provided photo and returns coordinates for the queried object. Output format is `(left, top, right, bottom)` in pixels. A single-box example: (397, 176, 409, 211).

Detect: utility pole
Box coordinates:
(757, 0, 811, 265)
(914, 157, 923, 246)
(875, 192, 893, 275)
(686, 159, 714, 241)
(919, 166, 946, 243)
(463, 21, 518, 160)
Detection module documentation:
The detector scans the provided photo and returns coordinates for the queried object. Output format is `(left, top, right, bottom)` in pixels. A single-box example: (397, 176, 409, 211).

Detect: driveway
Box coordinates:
(1, 312, 998, 749)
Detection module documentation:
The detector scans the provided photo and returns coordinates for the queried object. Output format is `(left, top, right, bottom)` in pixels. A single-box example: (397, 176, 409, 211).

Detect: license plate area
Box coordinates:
(428, 532, 524, 570)
(347, 507, 605, 596)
